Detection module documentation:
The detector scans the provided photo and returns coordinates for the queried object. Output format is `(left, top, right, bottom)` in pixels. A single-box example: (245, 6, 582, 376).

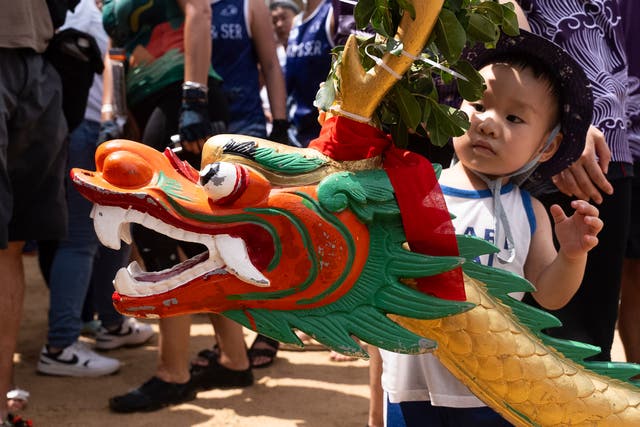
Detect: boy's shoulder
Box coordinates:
(439, 164, 485, 191)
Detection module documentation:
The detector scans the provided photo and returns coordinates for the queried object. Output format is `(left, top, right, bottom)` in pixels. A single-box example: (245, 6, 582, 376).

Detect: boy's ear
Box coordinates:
(538, 131, 563, 163)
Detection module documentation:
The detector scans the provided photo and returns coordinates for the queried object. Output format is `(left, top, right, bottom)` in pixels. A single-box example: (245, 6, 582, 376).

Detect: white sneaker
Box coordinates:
(37, 341, 120, 377)
(94, 318, 155, 350)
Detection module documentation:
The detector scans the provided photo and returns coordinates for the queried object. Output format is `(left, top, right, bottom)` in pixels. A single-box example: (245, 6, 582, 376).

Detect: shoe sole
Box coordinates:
(36, 361, 120, 377)
(95, 331, 156, 351)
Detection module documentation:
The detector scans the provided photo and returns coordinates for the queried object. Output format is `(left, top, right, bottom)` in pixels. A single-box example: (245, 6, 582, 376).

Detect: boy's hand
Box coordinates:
(550, 200, 603, 260)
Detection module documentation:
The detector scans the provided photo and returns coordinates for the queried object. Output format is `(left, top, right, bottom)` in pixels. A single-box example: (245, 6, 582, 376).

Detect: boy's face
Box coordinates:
(452, 63, 561, 179)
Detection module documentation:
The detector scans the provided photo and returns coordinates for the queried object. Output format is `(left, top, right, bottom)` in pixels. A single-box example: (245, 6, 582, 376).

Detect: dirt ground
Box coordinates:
(13, 254, 627, 426)
(14, 255, 372, 427)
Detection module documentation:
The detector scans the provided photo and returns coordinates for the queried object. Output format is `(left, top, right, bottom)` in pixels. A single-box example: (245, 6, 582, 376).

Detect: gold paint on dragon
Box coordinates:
(393, 275, 640, 426)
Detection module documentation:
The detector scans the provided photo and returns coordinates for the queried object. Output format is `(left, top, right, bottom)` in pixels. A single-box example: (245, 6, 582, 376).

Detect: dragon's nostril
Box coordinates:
(102, 151, 154, 188)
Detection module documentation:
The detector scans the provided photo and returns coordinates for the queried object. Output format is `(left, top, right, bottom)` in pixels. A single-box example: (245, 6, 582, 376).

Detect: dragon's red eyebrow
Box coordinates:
(164, 148, 200, 183)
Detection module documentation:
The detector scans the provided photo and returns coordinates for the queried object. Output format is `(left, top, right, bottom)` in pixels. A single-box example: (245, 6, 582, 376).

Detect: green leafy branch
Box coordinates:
(315, 0, 519, 148)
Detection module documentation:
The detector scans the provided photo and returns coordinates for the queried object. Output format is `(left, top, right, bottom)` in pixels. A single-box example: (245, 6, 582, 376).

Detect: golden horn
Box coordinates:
(333, 0, 445, 122)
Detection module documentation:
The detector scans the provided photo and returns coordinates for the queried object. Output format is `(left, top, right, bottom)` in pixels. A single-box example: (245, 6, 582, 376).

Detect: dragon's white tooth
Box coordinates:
(91, 205, 127, 250)
(127, 261, 144, 275)
(120, 223, 133, 245)
(114, 267, 138, 296)
(214, 234, 270, 287)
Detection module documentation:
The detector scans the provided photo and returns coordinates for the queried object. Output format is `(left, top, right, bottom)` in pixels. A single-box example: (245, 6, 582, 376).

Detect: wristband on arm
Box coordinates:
(179, 83, 212, 143)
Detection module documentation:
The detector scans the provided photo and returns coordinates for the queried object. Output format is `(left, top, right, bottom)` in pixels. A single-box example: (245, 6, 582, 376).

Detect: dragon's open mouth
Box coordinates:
(91, 204, 270, 297)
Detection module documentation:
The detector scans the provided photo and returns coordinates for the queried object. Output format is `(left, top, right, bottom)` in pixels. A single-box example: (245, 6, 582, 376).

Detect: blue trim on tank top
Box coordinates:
(439, 182, 515, 198)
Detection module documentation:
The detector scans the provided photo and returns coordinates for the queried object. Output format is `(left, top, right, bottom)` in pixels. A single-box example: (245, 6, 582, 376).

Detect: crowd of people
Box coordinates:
(1, 0, 638, 426)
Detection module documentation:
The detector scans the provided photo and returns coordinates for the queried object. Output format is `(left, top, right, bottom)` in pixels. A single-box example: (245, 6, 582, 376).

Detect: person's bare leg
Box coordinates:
(156, 315, 192, 384)
(209, 314, 250, 370)
(618, 258, 640, 364)
(0, 242, 25, 421)
(367, 346, 384, 427)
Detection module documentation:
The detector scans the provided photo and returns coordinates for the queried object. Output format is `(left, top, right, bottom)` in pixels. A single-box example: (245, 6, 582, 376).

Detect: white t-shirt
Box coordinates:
(380, 182, 536, 407)
(61, 0, 108, 124)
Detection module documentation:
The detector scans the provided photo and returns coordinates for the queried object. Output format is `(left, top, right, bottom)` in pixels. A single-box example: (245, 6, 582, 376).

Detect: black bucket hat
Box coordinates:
(463, 30, 594, 189)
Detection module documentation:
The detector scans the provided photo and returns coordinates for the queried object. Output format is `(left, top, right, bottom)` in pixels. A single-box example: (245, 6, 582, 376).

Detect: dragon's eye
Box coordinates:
(200, 162, 247, 204)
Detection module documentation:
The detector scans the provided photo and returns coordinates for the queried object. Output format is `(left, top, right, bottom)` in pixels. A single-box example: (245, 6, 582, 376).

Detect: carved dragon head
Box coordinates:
(71, 0, 479, 357)
(71, 127, 484, 357)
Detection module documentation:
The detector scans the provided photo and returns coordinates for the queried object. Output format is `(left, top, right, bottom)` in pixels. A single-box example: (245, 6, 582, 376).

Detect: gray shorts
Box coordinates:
(0, 48, 68, 248)
(627, 162, 640, 258)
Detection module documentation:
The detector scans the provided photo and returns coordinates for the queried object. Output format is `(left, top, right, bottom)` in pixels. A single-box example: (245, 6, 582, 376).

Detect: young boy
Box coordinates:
(379, 30, 603, 426)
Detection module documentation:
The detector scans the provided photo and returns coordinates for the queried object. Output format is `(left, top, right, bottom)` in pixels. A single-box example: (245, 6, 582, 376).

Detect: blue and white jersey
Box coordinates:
(211, 0, 265, 136)
(285, 0, 334, 131)
(381, 183, 536, 408)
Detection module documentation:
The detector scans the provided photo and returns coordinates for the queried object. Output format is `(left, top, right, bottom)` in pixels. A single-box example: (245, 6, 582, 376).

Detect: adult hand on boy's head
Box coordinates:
(551, 125, 613, 204)
(550, 200, 603, 260)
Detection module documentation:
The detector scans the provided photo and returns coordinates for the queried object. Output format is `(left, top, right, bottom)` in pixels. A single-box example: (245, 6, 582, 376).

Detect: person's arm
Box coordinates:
(524, 198, 603, 310)
(249, 0, 288, 141)
(98, 39, 125, 143)
(551, 125, 614, 204)
(101, 44, 114, 122)
(180, 0, 211, 86)
(178, 0, 213, 153)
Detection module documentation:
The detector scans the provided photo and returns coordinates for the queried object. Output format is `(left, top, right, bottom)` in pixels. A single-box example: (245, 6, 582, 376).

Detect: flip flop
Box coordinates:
(247, 334, 279, 369)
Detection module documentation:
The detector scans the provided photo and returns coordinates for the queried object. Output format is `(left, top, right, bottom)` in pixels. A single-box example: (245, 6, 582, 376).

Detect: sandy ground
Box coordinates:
(15, 255, 372, 427)
(13, 254, 627, 426)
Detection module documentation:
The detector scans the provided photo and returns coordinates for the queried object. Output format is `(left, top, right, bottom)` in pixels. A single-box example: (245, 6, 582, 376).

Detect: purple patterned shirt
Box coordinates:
(518, 0, 633, 165)
(620, 0, 640, 161)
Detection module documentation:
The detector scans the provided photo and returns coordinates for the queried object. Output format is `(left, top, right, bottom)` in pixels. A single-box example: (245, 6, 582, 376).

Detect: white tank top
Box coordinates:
(381, 182, 536, 408)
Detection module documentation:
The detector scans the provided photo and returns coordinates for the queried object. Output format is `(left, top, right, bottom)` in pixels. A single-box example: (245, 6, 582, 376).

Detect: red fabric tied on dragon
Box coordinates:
(310, 116, 465, 301)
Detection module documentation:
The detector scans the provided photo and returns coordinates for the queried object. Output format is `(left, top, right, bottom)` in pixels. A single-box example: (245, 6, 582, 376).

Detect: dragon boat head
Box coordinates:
(71, 132, 475, 356)
(71, 135, 378, 315)
(70, 0, 478, 356)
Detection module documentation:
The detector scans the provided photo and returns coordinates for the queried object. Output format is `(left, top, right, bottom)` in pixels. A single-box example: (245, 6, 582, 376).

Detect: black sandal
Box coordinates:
(190, 352, 253, 391)
(108, 376, 197, 413)
(247, 334, 280, 369)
